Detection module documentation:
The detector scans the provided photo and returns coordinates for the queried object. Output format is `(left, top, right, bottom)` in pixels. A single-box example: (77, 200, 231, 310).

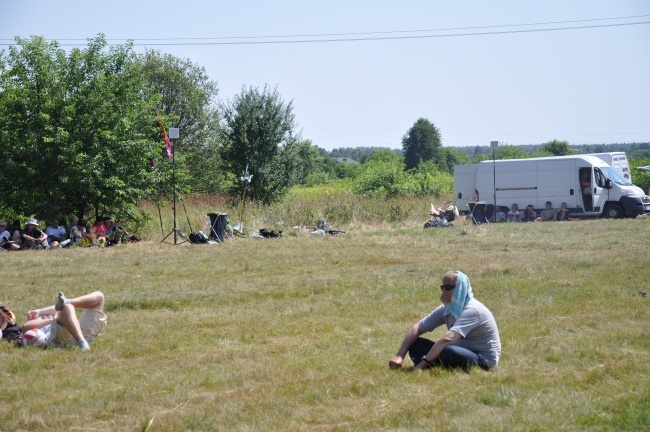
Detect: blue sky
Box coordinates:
(2, 1, 649, 151)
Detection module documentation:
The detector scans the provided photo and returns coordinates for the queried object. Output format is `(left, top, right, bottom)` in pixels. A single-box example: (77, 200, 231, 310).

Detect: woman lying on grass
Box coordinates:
(1, 291, 107, 351)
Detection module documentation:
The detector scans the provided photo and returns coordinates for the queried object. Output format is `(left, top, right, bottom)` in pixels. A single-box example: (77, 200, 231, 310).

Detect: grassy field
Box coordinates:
(0, 215, 648, 431)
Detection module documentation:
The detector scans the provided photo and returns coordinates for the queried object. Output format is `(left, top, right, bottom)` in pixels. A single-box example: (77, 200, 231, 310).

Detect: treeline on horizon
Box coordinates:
(327, 142, 650, 163)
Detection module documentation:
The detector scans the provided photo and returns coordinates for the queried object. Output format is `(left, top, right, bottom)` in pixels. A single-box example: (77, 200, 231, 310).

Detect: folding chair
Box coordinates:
(467, 202, 490, 225)
(207, 213, 228, 242)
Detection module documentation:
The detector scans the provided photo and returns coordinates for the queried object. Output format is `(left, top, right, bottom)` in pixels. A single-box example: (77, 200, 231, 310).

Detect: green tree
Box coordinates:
(436, 147, 470, 174)
(330, 146, 399, 164)
(0, 35, 158, 223)
(365, 148, 403, 164)
(627, 143, 650, 159)
(140, 50, 223, 194)
(472, 145, 487, 158)
(220, 85, 299, 203)
(402, 118, 442, 170)
(285, 139, 337, 186)
(535, 139, 572, 157)
(496, 145, 528, 160)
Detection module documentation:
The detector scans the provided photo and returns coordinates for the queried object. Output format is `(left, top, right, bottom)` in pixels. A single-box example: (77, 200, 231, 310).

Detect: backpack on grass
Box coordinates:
(189, 231, 209, 244)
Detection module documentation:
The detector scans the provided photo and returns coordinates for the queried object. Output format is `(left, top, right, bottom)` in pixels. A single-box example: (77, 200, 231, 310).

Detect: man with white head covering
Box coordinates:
(389, 270, 501, 370)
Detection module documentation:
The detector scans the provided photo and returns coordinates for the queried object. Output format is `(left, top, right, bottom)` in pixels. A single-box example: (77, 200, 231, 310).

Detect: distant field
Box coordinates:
(1, 217, 648, 431)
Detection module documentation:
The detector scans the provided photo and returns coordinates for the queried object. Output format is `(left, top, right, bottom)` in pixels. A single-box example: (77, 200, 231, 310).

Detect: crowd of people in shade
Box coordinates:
(0, 216, 141, 252)
(494, 201, 571, 223)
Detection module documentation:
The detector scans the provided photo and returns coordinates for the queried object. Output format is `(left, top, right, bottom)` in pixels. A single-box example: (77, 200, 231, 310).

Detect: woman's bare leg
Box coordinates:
(56, 304, 84, 342)
(56, 291, 104, 311)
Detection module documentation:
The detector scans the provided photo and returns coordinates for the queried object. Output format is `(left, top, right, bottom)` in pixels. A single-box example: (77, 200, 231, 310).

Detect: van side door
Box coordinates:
(592, 168, 608, 213)
(538, 160, 577, 210)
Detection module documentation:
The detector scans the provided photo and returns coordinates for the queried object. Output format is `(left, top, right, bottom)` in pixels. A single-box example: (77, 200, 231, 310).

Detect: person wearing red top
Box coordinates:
(93, 220, 106, 237)
(580, 171, 591, 195)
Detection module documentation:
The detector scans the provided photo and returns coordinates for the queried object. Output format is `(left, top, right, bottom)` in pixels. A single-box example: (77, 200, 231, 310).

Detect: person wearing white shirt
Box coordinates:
(0, 220, 20, 251)
(506, 204, 521, 222)
(45, 219, 68, 248)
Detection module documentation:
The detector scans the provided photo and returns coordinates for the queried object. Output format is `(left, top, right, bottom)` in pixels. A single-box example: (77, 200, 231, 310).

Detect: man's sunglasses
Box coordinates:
(440, 284, 456, 291)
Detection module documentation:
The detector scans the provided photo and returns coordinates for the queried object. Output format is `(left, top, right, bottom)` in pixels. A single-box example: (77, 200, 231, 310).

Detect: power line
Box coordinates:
(95, 22, 650, 46)
(2, 20, 648, 47)
(303, 125, 650, 145)
(301, 116, 650, 130)
(3, 14, 647, 42)
(442, 131, 650, 137)
(96, 21, 650, 46)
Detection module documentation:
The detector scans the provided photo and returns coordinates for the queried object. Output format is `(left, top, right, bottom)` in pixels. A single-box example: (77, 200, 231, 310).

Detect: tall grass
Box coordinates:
(138, 188, 449, 240)
(0, 203, 648, 430)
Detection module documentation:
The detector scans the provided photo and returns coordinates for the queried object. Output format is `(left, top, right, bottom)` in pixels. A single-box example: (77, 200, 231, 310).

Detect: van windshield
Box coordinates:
(601, 166, 632, 185)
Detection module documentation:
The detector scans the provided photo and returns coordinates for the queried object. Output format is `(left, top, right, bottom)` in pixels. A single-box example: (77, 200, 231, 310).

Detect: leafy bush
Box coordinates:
(353, 160, 411, 196)
(351, 152, 453, 198)
(411, 171, 454, 197)
(630, 157, 650, 193)
(334, 161, 361, 180)
(303, 171, 334, 188)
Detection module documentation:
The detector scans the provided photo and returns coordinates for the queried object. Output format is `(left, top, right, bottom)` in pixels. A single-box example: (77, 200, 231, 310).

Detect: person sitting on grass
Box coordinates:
(506, 204, 520, 222)
(108, 218, 142, 243)
(45, 218, 68, 248)
(93, 219, 106, 238)
(92, 219, 107, 246)
(539, 201, 555, 222)
(493, 206, 507, 222)
(21, 218, 49, 249)
(69, 217, 81, 243)
(554, 202, 570, 221)
(9, 220, 22, 242)
(18, 291, 107, 351)
(389, 270, 501, 371)
(102, 217, 126, 245)
(0, 219, 21, 251)
(520, 204, 537, 222)
(66, 216, 78, 238)
(70, 219, 92, 244)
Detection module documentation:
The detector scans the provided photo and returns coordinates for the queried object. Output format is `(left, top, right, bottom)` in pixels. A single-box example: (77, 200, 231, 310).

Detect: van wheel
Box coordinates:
(603, 203, 624, 219)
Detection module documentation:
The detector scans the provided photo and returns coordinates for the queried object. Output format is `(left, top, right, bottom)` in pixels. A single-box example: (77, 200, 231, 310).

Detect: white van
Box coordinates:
(584, 152, 631, 181)
(454, 155, 650, 219)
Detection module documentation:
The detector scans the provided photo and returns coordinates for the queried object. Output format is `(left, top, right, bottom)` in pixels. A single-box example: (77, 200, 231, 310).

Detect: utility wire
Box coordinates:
(3, 14, 647, 42)
(301, 116, 650, 130)
(1, 19, 648, 46)
(94, 22, 650, 46)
